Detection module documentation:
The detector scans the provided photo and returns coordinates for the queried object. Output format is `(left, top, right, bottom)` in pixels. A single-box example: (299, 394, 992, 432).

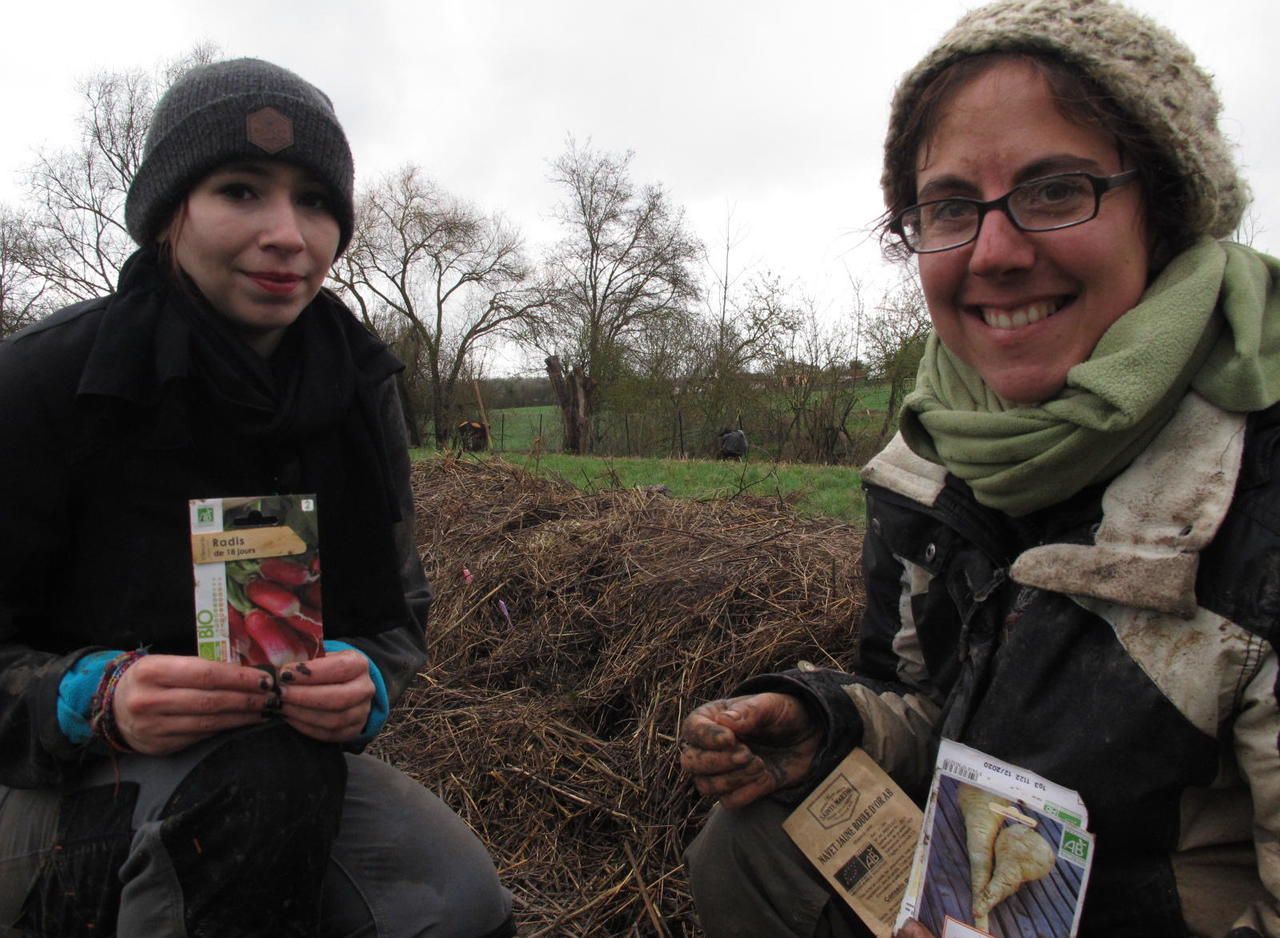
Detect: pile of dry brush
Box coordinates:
(372, 456, 867, 937)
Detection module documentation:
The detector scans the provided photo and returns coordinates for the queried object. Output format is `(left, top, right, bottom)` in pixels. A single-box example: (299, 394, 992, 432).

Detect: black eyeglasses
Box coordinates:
(891, 170, 1140, 254)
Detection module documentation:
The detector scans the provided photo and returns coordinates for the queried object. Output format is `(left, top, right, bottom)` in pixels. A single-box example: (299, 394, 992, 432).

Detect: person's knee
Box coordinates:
(328, 754, 512, 938)
(3, 783, 136, 936)
(686, 800, 788, 919)
(161, 722, 346, 843)
(152, 724, 347, 934)
(686, 800, 840, 938)
(429, 822, 510, 936)
(687, 798, 793, 882)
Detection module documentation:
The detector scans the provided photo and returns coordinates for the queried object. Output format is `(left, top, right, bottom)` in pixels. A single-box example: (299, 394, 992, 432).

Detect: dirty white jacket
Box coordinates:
(747, 392, 1278, 938)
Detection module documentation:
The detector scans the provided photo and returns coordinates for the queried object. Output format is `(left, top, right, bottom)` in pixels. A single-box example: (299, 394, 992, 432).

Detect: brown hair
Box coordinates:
(157, 200, 190, 280)
(879, 52, 1188, 270)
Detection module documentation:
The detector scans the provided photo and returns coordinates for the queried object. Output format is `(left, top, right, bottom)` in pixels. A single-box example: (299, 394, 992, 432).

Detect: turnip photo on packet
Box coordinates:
(190, 494, 323, 673)
(898, 741, 1094, 938)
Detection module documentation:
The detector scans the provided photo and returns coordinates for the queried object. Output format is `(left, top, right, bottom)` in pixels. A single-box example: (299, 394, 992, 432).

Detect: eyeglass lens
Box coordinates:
(903, 174, 1101, 252)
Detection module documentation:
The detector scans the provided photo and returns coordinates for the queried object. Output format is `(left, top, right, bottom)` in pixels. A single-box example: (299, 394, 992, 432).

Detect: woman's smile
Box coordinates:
(243, 270, 306, 296)
(970, 297, 1066, 331)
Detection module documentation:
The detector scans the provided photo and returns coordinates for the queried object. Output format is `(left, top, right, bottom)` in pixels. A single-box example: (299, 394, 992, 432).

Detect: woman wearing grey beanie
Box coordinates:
(0, 59, 514, 937)
(680, 2, 1279, 936)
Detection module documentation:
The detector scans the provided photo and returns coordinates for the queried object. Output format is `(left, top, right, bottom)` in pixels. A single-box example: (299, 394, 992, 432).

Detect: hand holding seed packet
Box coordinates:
(190, 494, 324, 673)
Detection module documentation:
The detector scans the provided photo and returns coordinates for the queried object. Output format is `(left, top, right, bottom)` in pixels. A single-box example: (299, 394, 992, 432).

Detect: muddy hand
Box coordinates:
(679, 692, 820, 809)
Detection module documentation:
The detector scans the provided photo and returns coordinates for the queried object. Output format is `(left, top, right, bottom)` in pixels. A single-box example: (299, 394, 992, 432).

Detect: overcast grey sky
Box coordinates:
(4, 0, 1276, 373)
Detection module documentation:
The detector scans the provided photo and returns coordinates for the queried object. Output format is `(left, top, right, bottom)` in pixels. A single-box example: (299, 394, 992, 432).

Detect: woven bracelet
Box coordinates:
(90, 650, 146, 753)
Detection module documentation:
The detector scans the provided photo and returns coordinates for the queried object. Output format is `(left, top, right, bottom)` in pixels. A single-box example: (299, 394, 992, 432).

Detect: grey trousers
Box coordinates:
(0, 726, 512, 938)
(685, 799, 874, 938)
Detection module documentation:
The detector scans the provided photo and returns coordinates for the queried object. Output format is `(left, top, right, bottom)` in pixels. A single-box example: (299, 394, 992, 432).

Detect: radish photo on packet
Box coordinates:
(191, 493, 324, 673)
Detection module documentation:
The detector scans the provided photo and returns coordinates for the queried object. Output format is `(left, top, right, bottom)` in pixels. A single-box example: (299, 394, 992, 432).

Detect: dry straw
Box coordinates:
(373, 456, 866, 936)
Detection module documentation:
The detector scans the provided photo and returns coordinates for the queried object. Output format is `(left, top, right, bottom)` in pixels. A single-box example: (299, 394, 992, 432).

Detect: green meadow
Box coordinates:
(412, 450, 867, 524)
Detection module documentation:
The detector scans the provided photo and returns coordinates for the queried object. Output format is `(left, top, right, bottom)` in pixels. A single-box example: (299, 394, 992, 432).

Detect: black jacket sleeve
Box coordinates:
(0, 335, 105, 787)
(334, 377, 430, 714)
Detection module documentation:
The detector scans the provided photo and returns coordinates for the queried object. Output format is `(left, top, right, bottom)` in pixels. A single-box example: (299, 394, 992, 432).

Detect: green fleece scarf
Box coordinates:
(900, 238, 1280, 516)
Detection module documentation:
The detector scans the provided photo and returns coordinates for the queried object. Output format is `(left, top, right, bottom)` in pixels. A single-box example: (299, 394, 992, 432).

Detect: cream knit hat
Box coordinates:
(881, 0, 1248, 241)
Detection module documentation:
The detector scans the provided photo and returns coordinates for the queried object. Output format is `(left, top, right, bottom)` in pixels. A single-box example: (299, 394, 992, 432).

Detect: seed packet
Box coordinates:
(190, 494, 323, 671)
(784, 748, 925, 938)
(896, 740, 1094, 938)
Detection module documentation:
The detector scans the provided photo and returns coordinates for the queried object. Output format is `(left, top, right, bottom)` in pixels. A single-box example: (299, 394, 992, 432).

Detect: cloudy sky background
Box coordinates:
(4, 0, 1275, 374)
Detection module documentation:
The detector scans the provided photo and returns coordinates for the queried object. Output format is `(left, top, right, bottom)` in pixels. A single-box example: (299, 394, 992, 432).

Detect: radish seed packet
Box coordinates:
(190, 494, 323, 670)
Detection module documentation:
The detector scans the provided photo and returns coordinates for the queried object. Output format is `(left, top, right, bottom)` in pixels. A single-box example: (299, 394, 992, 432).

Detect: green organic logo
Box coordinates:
(198, 641, 220, 661)
(1045, 803, 1083, 828)
(197, 506, 214, 524)
(1060, 829, 1091, 866)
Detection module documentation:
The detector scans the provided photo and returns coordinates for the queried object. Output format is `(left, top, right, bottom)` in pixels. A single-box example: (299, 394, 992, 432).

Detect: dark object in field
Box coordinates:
(718, 428, 748, 460)
(374, 456, 864, 936)
(455, 420, 489, 452)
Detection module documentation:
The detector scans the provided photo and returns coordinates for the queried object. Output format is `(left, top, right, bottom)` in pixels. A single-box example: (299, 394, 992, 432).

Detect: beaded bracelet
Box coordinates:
(90, 650, 146, 753)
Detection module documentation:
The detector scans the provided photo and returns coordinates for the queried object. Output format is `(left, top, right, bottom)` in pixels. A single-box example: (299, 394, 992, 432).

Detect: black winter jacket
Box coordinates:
(0, 290, 431, 789)
(745, 392, 1279, 938)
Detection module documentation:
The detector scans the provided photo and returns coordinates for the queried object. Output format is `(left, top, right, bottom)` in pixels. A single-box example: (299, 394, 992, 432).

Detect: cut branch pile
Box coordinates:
(372, 456, 866, 936)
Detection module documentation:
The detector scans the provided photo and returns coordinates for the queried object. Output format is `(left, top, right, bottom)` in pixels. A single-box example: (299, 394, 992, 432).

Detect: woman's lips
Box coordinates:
(246, 272, 304, 296)
(973, 298, 1066, 331)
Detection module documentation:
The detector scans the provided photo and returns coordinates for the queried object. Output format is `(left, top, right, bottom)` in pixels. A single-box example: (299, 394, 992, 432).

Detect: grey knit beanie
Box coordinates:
(125, 58, 355, 255)
(882, 0, 1248, 241)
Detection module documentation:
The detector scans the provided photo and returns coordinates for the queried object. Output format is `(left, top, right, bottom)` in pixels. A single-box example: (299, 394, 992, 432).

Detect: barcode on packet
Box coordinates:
(941, 759, 979, 783)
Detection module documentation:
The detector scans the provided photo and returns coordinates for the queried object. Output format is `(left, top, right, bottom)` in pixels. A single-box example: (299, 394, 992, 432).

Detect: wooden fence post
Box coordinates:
(472, 380, 491, 450)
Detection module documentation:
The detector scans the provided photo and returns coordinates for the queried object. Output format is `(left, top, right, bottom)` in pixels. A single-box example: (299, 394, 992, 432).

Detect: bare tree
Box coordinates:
(700, 271, 799, 423)
(19, 46, 218, 306)
(863, 274, 932, 443)
(1235, 204, 1267, 250)
(767, 297, 864, 463)
(600, 303, 703, 456)
(0, 208, 49, 336)
(332, 166, 547, 448)
(531, 139, 701, 452)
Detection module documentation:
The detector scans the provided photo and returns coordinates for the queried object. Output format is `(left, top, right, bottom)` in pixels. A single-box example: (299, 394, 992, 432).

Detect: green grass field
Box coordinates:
(419, 384, 893, 523)
(484, 405, 562, 451)
(452, 383, 895, 457)
(412, 450, 867, 523)
(853, 383, 892, 411)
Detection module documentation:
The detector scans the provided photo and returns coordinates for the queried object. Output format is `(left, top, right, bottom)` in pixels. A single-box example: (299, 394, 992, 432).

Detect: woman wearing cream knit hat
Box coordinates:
(679, 2, 1280, 936)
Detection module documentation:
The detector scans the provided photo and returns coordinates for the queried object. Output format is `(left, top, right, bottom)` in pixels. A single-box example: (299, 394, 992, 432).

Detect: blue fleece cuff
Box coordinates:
(57, 649, 126, 744)
(324, 640, 389, 745)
